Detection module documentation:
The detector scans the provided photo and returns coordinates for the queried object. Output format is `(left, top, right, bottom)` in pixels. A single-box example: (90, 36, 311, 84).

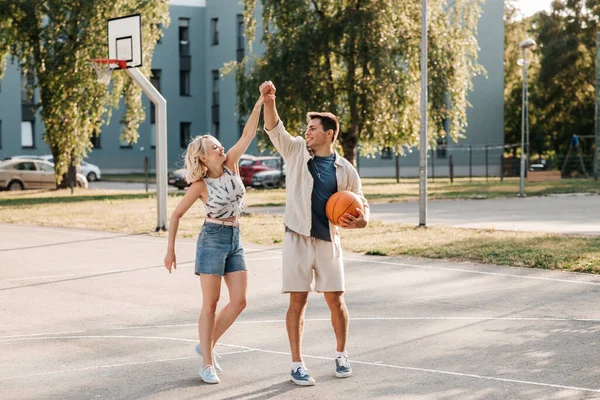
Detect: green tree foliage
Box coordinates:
(503, 0, 535, 154)
(0, 1, 169, 184)
(531, 0, 596, 159)
(231, 0, 484, 165)
(505, 0, 598, 163)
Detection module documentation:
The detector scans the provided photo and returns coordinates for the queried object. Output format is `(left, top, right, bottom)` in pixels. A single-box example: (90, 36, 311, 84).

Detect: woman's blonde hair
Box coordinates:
(184, 135, 212, 183)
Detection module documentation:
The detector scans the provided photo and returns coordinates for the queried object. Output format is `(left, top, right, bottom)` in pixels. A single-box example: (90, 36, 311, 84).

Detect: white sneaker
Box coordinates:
(290, 365, 316, 386)
(199, 365, 220, 384)
(195, 343, 222, 372)
(335, 355, 352, 378)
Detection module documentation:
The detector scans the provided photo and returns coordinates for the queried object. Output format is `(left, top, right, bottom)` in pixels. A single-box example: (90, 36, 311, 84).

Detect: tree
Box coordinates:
(530, 0, 596, 161)
(231, 0, 484, 165)
(503, 0, 535, 155)
(0, 1, 169, 185)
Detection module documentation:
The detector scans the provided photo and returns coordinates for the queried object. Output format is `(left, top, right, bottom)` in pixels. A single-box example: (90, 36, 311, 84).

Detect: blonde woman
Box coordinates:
(164, 95, 264, 384)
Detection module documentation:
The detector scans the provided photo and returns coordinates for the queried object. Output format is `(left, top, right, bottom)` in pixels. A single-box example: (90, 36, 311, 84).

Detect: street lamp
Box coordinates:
(518, 37, 535, 197)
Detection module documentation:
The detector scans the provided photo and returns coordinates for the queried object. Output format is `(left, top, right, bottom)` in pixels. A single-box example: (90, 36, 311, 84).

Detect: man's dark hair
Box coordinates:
(306, 112, 340, 143)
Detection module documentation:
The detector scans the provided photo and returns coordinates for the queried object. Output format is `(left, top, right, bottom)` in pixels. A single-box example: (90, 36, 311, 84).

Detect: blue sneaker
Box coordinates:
(195, 343, 222, 372)
(335, 355, 352, 378)
(199, 365, 220, 384)
(290, 365, 316, 386)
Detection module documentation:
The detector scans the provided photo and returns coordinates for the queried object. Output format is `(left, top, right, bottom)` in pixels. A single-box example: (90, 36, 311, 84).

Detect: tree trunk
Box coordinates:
(340, 126, 358, 166)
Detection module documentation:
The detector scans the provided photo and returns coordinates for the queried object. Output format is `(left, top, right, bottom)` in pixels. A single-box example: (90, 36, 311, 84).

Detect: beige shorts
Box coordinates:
(282, 230, 345, 293)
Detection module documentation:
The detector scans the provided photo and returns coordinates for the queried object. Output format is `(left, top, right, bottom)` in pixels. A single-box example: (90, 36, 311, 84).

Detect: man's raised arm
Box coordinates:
(259, 81, 280, 130)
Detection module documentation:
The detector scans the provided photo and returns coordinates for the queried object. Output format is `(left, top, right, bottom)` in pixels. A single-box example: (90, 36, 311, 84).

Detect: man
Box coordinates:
(259, 81, 369, 386)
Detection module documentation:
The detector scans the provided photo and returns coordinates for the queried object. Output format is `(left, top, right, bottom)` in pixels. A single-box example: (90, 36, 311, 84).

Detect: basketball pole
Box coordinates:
(125, 68, 168, 231)
(418, 0, 428, 227)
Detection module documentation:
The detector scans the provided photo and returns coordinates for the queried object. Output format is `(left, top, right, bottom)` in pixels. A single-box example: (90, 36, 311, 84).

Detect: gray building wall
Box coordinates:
(358, 0, 505, 178)
(0, 59, 42, 158)
(0, 0, 503, 178)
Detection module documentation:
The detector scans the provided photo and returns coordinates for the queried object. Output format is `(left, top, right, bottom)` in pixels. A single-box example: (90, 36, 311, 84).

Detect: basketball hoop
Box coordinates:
(90, 59, 128, 84)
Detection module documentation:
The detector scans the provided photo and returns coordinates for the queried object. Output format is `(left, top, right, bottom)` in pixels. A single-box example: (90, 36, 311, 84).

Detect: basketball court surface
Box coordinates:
(1, 223, 599, 399)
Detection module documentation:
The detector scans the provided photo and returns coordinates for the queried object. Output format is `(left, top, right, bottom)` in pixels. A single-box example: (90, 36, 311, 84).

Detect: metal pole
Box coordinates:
(519, 47, 526, 197)
(469, 145, 472, 182)
(526, 61, 530, 174)
(418, 0, 428, 226)
(485, 145, 489, 181)
(144, 156, 149, 193)
(126, 68, 168, 230)
(595, 32, 600, 180)
(395, 150, 400, 183)
(431, 149, 435, 182)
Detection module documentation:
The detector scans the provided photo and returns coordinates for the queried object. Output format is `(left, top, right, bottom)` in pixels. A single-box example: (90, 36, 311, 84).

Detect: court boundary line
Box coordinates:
(0, 334, 598, 393)
(1, 315, 598, 340)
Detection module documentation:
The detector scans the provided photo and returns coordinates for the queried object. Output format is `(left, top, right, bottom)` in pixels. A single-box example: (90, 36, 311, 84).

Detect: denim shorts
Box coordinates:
(195, 222, 247, 276)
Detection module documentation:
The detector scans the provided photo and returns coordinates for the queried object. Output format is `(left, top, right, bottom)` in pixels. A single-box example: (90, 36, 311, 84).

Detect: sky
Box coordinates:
(518, 0, 554, 17)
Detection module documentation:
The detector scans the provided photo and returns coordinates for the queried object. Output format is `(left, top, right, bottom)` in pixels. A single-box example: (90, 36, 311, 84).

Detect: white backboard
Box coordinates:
(108, 14, 142, 70)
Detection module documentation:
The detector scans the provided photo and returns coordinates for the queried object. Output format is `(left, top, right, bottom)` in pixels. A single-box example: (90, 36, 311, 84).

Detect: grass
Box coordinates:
(1, 186, 598, 273)
(102, 173, 157, 183)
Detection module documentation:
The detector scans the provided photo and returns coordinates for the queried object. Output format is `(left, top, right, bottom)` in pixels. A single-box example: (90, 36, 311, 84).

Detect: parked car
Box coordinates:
(239, 156, 282, 186)
(251, 163, 286, 188)
(0, 159, 87, 190)
(168, 168, 188, 190)
(9, 154, 101, 182)
(168, 154, 257, 190)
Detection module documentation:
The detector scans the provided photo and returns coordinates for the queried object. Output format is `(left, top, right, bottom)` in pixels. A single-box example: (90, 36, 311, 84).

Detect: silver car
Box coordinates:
(10, 154, 102, 182)
(0, 159, 88, 190)
(251, 163, 286, 189)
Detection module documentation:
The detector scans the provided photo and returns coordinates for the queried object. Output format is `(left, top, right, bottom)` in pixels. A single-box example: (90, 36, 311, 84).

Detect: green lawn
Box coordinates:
(1, 180, 599, 273)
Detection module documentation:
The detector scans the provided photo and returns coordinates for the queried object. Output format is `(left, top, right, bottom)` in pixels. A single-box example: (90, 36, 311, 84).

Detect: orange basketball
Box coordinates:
(326, 190, 364, 226)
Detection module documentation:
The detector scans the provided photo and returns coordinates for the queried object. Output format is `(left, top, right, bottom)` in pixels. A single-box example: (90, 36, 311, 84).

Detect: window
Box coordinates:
(15, 161, 36, 171)
(436, 136, 447, 159)
(180, 71, 190, 96)
(150, 124, 156, 148)
(236, 14, 245, 62)
(120, 124, 132, 148)
(381, 147, 393, 160)
(179, 18, 190, 56)
(90, 130, 101, 149)
(212, 70, 219, 105)
(21, 73, 34, 103)
(211, 18, 219, 45)
(156, 23, 163, 44)
(150, 70, 161, 122)
(238, 121, 245, 138)
(180, 122, 191, 148)
(212, 122, 220, 139)
(39, 162, 53, 172)
(21, 121, 34, 148)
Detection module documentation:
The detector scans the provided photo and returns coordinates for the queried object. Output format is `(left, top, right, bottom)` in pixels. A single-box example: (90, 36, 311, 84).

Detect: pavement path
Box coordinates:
(247, 194, 600, 235)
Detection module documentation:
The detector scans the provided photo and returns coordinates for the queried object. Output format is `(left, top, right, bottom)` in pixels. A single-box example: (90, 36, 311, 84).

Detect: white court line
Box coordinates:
(238, 248, 600, 287)
(0, 334, 598, 393)
(1, 315, 598, 340)
(0, 274, 76, 282)
(343, 256, 600, 287)
(4, 224, 599, 286)
(0, 355, 196, 381)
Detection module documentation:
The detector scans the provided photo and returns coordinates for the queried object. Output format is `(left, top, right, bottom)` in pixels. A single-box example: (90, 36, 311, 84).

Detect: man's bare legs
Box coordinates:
(287, 292, 309, 362)
(324, 291, 349, 352)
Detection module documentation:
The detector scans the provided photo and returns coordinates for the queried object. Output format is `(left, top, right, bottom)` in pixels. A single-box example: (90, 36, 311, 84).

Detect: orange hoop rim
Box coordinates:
(90, 59, 128, 70)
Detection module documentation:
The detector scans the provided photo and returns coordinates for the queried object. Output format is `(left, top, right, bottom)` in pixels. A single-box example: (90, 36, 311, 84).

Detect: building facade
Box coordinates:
(0, 0, 504, 177)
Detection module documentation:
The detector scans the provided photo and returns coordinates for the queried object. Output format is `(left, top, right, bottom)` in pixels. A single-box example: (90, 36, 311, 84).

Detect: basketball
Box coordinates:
(326, 190, 364, 225)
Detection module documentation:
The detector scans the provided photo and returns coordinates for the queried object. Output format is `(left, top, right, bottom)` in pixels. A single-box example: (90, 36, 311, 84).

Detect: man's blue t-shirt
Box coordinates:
(307, 153, 337, 242)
